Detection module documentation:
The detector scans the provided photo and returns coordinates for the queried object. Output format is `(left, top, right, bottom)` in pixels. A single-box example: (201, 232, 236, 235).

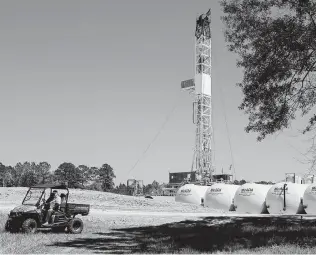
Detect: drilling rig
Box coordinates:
(181, 9, 213, 184)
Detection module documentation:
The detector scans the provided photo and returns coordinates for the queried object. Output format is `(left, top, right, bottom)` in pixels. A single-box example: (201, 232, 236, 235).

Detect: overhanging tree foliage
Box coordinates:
(221, 0, 316, 141)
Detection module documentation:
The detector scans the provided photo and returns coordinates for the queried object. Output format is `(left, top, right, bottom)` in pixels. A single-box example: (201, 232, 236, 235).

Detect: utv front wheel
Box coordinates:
(5, 221, 19, 233)
(22, 218, 37, 234)
(68, 218, 83, 234)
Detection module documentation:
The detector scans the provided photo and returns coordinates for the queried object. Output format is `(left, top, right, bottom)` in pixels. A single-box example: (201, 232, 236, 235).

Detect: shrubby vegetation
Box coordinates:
(112, 180, 165, 196)
(233, 180, 275, 185)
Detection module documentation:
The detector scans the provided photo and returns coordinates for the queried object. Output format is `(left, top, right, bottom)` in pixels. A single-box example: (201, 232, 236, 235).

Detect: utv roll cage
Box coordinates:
(22, 183, 84, 207)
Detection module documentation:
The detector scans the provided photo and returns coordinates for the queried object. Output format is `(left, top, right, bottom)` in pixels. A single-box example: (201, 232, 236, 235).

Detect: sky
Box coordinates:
(0, 0, 314, 185)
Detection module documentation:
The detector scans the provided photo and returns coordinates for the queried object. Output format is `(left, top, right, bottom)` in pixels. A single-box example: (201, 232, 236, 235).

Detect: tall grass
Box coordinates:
(0, 213, 85, 254)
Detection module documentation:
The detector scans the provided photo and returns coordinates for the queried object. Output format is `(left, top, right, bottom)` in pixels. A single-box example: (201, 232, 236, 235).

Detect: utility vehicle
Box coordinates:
(4, 183, 90, 234)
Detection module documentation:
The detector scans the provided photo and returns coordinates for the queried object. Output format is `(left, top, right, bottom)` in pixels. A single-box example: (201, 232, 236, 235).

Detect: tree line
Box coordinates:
(1, 161, 274, 195)
(0, 161, 116, 192)
(0, 161, 165, 195)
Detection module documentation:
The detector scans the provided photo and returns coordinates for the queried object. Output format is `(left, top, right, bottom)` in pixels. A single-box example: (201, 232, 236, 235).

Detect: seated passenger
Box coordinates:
(52, 190, 61, 210)
(44, 193, 54, 209)
(43, 190, 61, 225)
(60, 193, 67, 212)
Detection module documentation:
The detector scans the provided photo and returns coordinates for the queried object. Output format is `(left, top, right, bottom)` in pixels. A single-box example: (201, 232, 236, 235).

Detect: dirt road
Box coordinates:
(2, 203, 311, 218)
(0, 203, 222, 217)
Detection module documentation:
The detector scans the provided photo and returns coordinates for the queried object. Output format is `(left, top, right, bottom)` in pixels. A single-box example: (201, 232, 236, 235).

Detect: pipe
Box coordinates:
(283, 183, 288, 211)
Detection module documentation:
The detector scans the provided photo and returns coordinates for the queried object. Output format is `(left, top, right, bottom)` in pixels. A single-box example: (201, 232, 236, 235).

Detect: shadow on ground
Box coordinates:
(50, 216, 316, 254)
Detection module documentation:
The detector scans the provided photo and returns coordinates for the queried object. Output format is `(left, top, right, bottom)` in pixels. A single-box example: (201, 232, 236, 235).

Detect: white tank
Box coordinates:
(303, 183, 316, 214)
(233, 183, 272, 214)
(265, 182, 309, 214)
(175, 184, 208, 205)
(204, 184, 239, 211)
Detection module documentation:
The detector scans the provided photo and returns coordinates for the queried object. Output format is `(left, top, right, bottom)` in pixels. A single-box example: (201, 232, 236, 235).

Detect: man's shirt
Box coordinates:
(54, 195, 61, 205)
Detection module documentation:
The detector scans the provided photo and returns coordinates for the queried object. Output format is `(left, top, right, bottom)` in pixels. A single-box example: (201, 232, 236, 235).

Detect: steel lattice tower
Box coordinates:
(181, 9, 213, 183)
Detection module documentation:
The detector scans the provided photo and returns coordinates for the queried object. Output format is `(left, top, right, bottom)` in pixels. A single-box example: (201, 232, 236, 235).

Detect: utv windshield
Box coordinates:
(22, 188, 44, 205)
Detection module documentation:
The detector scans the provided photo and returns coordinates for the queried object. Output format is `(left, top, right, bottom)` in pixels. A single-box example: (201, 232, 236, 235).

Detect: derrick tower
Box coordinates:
(181, 9, 213, 183)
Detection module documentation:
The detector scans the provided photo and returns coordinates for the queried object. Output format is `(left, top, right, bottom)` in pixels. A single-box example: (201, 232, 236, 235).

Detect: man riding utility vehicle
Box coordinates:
(4, 183, 90, 234)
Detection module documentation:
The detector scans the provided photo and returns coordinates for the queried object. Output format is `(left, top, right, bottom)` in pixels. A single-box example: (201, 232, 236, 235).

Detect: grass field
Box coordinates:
(0, 187, 214, 213)
(2, 188, 316, 254)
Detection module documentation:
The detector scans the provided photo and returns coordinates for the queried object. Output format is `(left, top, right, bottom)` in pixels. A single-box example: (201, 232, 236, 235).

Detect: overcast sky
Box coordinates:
(0, 0, 313, 185)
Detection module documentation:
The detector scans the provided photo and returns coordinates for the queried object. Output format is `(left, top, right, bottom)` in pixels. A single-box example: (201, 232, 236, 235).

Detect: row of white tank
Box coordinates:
(175, 182, 316, 214)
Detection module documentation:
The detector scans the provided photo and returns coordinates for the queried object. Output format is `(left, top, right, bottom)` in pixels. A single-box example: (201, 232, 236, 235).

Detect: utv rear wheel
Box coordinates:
(22, 218, 37, 234)
(68, 218, 83, 234)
